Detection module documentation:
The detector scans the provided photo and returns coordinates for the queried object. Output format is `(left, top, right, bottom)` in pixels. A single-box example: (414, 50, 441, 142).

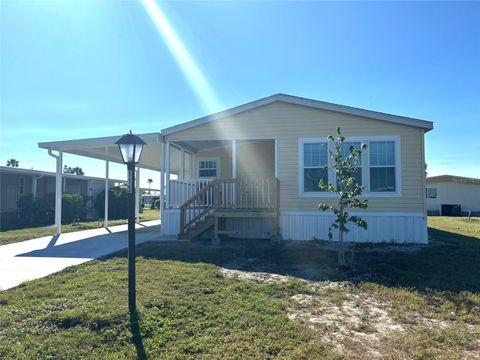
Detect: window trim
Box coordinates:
(196, 157, 220, 179)
(298, 136, 402, 198)
(426, 187, 437, 199)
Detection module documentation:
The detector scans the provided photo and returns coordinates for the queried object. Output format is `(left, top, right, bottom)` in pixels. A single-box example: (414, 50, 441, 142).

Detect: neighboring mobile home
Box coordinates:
(0, 166, 124, 227)
(426, 175, 480, 216)
(38, 94, 433, 243)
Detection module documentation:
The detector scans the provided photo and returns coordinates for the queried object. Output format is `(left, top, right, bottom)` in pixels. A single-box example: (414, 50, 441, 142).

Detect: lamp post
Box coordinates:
(115, 131, 146, 312)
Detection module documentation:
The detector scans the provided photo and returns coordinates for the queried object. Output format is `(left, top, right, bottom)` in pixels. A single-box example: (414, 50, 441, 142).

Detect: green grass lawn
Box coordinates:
(0, 217, 479, 359)
(0, 209, 160, 246)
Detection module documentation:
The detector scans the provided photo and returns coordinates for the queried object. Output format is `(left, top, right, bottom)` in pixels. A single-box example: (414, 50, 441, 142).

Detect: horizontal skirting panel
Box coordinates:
(163, 209, 428, 244)
(162, 209, 180, 235)
(280, 211, 427, 244)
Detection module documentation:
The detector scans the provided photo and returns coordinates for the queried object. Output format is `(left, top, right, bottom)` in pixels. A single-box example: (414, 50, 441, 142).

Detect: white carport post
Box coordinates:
(232, 140, 237, 178)
(104, 147, 109, 228)
(159, 141, 165, 230)
(135, 167, 140, 222)
(165, 141, 170, 208)
(48, 149, 63, 235)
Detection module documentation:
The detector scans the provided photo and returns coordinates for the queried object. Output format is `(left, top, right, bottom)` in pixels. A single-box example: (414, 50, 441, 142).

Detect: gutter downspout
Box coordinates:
(32, 174, 45, 199)
(48, 149, 63, 235)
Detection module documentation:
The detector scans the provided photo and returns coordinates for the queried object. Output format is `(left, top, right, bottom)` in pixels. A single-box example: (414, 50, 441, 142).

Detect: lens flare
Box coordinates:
(141, 0, 222, 114)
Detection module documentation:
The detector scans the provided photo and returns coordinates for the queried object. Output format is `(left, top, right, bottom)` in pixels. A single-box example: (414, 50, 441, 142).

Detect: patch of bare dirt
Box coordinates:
(220, 268, 480, 359)
(219, 268, 291, 284)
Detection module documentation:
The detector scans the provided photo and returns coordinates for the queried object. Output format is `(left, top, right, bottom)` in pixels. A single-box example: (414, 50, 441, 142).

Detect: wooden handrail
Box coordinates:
(179, 180, 217, 237)
(179, 177, 280, 238)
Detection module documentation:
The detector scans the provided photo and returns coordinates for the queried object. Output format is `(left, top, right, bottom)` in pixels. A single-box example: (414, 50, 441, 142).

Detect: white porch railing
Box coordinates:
(168, 178, 213, 207)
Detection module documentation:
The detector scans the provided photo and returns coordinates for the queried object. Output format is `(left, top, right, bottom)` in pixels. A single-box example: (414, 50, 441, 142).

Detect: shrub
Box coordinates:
(62, 193, 86, 223)
(151, 197, 160, 210)
(15, 193, 87, 229)
(95, 186, 128, 220)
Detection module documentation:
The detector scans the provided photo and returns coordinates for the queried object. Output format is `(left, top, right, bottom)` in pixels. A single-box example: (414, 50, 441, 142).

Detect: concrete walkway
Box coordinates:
(0, 220, 161, 291)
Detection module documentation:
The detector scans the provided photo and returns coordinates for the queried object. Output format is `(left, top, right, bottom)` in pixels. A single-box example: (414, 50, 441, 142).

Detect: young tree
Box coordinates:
(318, 127, 368, 268)
(6, 158, 19, 167)
(147, 178, 153, 194)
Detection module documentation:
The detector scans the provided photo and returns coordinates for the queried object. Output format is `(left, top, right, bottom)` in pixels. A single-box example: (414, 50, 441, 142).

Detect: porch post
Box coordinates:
(160, 141, 165, 230)
(190, 152, 193, 179)
(180, 148, 185, 180)
(55, 151, 63, 235)
(135, 167, 140, 222)
(232, 140, 237, 178)
(274, 139, 279, 178)
(165, 141, 170, 208)
(104, 147, 109, 228)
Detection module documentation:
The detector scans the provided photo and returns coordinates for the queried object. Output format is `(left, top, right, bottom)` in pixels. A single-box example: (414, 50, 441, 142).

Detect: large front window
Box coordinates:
(299, 137, 400, 196)
(303, 143, 328, 192)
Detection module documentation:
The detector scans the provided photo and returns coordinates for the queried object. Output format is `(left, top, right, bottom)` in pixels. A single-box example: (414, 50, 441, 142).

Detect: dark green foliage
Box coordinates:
(152, 197, 160, 210)
(62, 193, 86, 223)
(95, 186, 128, 220)
(6, 158, 19, 167)
(63, 166, 84, 175)
(14, 193, 87, 229)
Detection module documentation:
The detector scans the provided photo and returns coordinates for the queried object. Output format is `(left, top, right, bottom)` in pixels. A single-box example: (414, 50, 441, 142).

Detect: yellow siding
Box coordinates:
(168, 101, 426, 213)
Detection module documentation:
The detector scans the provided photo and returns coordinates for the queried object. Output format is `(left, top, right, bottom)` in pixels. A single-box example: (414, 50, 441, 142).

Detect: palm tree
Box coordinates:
(6, 158, 19, 167)
(147, 179, 153, 194)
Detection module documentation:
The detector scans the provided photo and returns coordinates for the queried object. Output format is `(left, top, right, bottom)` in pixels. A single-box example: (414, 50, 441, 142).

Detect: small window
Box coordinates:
(426, 187, 437, 198)
(369, 141, 396, 192)
(303, 143, 328, 192)
(198, 160, 218, 178)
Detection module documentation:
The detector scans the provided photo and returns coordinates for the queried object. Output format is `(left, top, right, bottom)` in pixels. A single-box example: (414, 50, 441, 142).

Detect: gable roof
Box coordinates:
(161, 93, 434, 136)
(427, 175, 480, 185)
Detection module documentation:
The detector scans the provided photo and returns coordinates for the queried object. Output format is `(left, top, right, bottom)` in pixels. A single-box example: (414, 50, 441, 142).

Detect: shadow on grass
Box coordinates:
(110, 226, 480, 294)
(130, 310, 147, 360)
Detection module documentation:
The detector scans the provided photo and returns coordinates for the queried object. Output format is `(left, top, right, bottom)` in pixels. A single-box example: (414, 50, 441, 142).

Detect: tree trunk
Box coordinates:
(338, 205, 346, 267)
(338, 229, 346, 267)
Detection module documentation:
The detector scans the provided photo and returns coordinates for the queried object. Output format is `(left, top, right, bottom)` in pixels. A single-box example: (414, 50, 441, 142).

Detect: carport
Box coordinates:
(38, 132, 184, 236)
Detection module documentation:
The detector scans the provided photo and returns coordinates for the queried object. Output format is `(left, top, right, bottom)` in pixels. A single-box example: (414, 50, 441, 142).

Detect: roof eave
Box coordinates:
(161, 93, 434, 136)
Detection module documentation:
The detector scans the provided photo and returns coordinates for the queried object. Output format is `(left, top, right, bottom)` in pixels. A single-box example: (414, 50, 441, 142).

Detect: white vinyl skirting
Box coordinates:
(162, 209, 428, 244)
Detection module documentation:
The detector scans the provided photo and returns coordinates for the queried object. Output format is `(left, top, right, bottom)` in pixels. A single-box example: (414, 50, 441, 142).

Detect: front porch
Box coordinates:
(163, 138, 280, 240)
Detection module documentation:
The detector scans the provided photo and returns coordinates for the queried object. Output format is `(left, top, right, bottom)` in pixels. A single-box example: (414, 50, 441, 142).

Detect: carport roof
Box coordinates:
(38, 132, 167, 172)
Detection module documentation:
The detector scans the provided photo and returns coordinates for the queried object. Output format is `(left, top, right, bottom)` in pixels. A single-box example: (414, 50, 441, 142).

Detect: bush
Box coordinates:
(151, 197, 160, 210)
(62, 194, 86, 223)
(14, 193, 87, 229)
(95, 186, 128, 220)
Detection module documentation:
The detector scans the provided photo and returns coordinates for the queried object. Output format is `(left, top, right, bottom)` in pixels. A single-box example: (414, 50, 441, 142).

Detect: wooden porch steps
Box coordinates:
(178, 216, 214, 240)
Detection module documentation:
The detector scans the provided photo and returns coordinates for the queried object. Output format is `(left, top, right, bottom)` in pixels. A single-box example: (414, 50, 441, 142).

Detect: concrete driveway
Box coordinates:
(0, 220, 161, 291)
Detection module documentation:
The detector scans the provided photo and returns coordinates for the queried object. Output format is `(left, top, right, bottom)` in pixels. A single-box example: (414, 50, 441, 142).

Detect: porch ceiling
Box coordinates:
(38, 132, 180, 174)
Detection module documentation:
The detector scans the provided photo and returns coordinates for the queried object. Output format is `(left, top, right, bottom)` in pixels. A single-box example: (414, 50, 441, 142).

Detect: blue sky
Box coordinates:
(1, 1, 479, 186)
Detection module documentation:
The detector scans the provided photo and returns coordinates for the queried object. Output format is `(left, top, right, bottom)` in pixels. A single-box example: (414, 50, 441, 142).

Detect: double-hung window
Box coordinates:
(369, 141, 396, 192)
(303, 142, 328, 192)
(198, 160, 218, 178)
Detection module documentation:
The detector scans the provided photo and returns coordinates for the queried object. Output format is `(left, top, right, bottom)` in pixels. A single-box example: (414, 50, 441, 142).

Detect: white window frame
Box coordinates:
(426, 187, 437, 198)
(196, 157, 220, 179)
(298, 136, 401, 198)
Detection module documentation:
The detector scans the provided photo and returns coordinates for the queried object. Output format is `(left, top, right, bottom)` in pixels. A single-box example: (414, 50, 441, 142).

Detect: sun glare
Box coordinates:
(141, 0, 222, 114)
